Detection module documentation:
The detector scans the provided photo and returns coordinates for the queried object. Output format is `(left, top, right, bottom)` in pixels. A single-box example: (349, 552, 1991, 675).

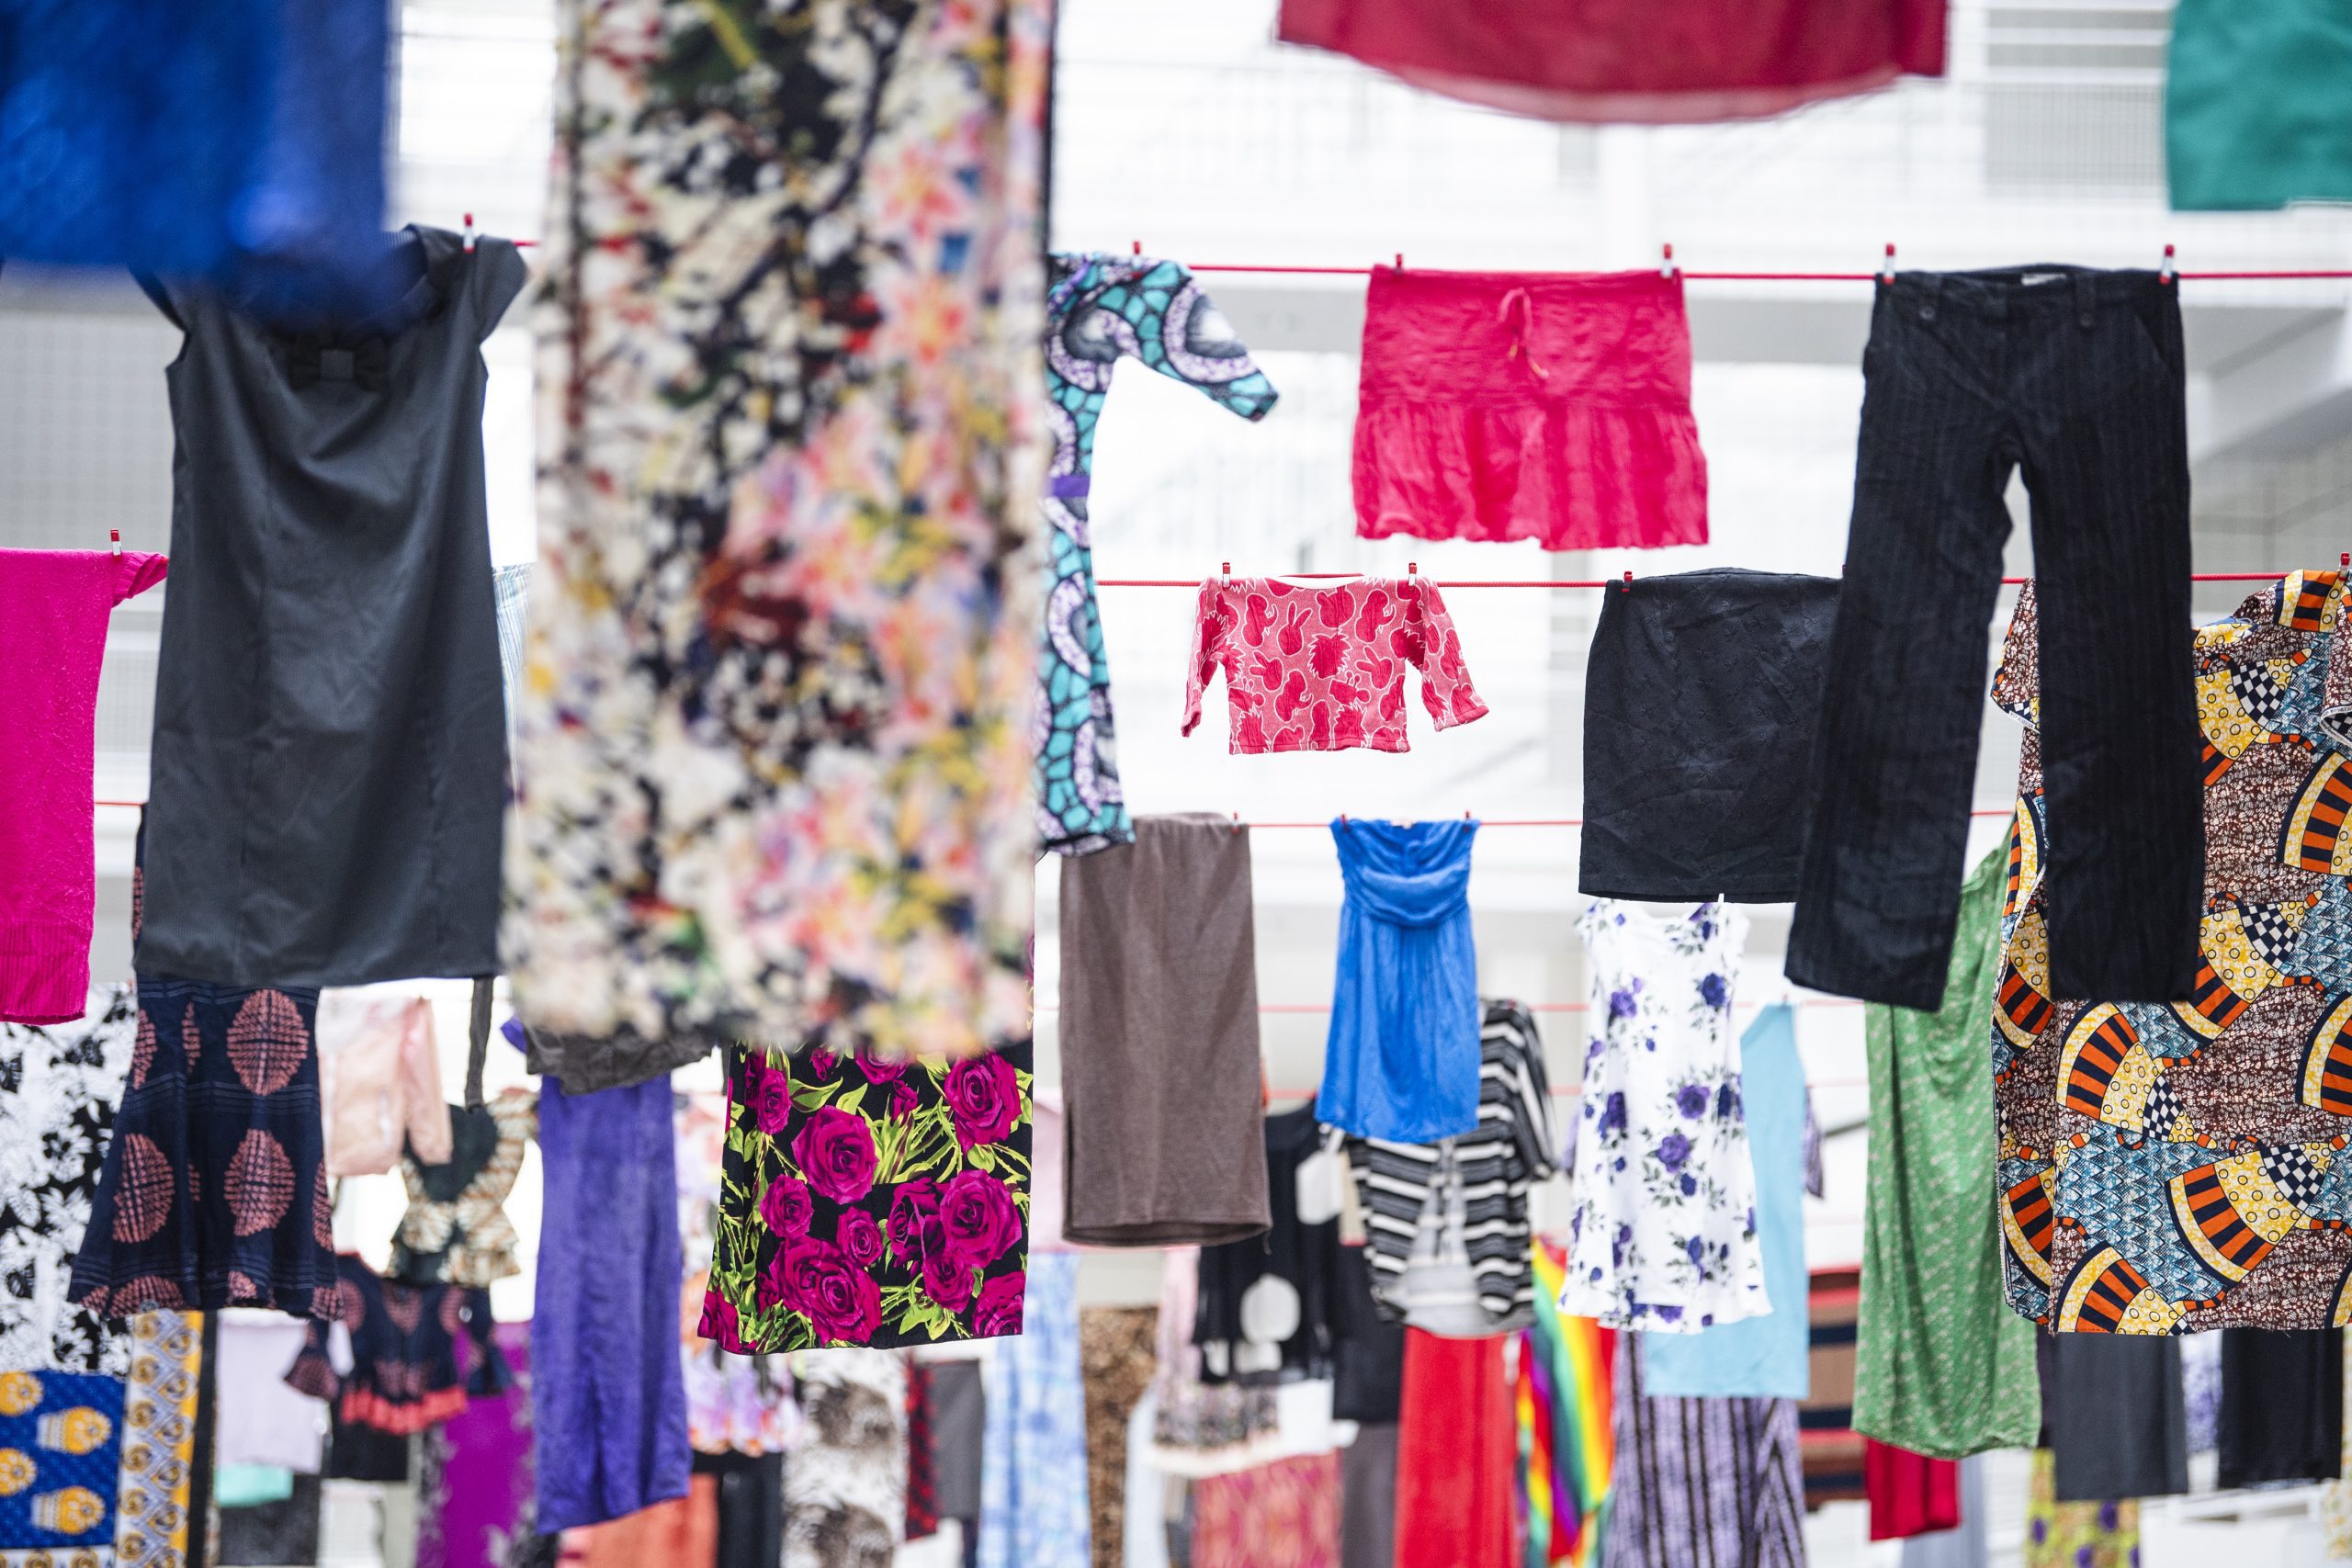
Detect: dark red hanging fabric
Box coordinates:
(1395, 1329, 1514, 1568)
(1864, 1438, 1961, 1540)
(1278, 0, 1947, 124)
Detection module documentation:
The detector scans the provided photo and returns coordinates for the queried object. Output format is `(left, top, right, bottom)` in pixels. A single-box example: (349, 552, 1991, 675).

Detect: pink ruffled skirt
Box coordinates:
(1351, 266, 1707, 552)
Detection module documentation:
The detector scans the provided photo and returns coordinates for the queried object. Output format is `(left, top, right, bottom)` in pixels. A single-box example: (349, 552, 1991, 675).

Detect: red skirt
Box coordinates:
(1280, 0, 1945, 124)
(1352, 267, 1706, 552)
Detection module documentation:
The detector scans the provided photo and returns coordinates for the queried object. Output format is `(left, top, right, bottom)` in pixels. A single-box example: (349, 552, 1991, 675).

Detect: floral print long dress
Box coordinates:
(701, 1044, 1033, 1351)
(509, 0, 1052, 1057)
(1035, 254, 1278, 856)
(1561, 901, 1767, 1331)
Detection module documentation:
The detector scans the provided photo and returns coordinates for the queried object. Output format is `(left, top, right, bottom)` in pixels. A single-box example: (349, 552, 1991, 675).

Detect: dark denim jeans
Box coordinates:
(1788, 267, 2203, 1010)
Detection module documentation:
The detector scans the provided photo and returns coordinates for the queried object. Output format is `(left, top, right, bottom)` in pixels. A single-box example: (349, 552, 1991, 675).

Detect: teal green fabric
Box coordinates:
(2167, 0, 2352, 210)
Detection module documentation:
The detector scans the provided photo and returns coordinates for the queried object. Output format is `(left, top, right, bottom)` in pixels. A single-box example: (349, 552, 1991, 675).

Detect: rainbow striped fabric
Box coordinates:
(1519, 1244, 1615, 1567)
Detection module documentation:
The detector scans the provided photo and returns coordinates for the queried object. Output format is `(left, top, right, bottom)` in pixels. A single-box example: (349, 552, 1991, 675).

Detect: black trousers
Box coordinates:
(1788, 267, 2202, 1010)
(2217, 1327, 2344, 1488)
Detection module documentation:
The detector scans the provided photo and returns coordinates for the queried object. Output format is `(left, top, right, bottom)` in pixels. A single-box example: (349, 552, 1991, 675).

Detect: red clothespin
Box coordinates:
(462, 213, 477, 254)
(1395, 253, 1405, 270)
(1407, 561, 1418, 576)
(2160, 243, 2177, 285)
(1622, 570, 1633, 593)
(108, 529, 120, 558)
(2341, 551, 2348, 569)
(1131, 240, 1142, 255)
(1221, 561, 1230, 577)
(1231, 811, 1241, 834)
(1878, 243, 1896, 286)
(1660, 242, 1677, 280)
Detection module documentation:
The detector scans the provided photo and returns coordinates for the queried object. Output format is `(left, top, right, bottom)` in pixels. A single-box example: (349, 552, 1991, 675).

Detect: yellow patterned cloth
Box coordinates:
(2022, 1449, 2137, 1568)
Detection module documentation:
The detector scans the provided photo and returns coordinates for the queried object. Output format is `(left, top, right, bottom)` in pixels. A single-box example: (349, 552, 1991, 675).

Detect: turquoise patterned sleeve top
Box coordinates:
(1035, 254, 1278, 856)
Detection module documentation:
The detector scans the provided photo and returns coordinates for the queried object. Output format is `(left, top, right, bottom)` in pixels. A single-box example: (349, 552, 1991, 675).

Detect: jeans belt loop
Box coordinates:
(2075, 271, 2098, 331)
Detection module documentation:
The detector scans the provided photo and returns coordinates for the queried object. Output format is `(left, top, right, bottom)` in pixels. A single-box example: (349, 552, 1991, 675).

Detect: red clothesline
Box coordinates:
(490, 224, 2352, 283)
(92, 802, 2014, 818)
(1039, 998, 1866, 1014)
(1187, 264, 2352, 281)
(1101, 571, 2313, 588)
(1265, 1075, 1868, 1098)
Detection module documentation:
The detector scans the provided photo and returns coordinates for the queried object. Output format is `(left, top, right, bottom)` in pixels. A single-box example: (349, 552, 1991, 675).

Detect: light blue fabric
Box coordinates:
(1316, 818, 1482, 1142)
(1641, 1003, 1810, 1399)
(977, 1253, 1090, 1568)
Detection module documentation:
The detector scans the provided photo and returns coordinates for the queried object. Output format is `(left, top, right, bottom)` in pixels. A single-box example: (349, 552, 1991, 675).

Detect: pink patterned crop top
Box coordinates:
(1182, 576, 1488, 754)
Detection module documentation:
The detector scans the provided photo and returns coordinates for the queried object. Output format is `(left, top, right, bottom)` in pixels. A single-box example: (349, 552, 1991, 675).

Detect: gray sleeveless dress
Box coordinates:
(137, 226, 526, 987)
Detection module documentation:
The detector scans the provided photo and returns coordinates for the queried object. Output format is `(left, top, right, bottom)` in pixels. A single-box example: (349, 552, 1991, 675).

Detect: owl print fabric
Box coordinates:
(0, 987, 138, 1374)
(1036, 254, 1279, 855)
(67, 979, 336, 1320)
(510, 0, 1052, 1058)
(1992, 572, 2352, 1332)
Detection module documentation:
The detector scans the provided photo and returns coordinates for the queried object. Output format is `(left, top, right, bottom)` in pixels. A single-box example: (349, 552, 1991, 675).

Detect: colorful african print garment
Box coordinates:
(1992, 573, 2352, 1332)
(68, 979, 335, 1319)
(700, 1045, 1033, 1352)
(1037, 254, 1277, 855)
(1561, 900, 1765, 1330)
(117, 1311, 201, 1568)
(511, 0, 1052, 1056)
(0, 987, 138, 1375)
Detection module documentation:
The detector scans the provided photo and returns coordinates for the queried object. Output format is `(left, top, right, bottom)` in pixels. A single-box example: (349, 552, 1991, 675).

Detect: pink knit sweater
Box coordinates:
(0, 549, 167, 1021)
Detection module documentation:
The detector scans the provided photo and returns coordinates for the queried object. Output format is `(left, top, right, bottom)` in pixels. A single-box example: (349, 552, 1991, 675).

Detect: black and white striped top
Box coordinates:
(1339, 999, 1557, 1328)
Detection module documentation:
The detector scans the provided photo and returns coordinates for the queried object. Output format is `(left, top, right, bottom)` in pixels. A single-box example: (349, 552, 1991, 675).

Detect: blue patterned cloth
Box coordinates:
(1035, 255, 1277, 857)
(0, 1370, 126, 1551)
(0, 0, 386, 299)
(532, 1075, 689, 1532)
(977, 1252, 1089, 1568)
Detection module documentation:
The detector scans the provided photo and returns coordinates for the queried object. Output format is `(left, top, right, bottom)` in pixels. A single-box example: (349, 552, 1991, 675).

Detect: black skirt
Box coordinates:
(1579, 569, 1838, 903)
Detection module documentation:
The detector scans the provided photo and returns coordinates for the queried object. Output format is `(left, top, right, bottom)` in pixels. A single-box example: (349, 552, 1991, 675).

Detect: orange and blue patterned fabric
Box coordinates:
(1993, 572, 2352, 1331)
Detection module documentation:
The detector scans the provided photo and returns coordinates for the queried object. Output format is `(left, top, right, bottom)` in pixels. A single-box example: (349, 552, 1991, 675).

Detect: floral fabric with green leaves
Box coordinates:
(700, 1044, 1034, 1351)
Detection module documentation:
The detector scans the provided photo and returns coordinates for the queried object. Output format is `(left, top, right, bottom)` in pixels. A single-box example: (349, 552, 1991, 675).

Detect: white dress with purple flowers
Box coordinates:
(1560, 900, 1768, 1332)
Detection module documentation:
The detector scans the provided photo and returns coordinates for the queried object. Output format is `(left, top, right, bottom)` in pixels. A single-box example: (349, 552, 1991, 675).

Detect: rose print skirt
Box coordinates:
(699, 1043, 1035, 1351)
(67, 976, 337, 1317)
